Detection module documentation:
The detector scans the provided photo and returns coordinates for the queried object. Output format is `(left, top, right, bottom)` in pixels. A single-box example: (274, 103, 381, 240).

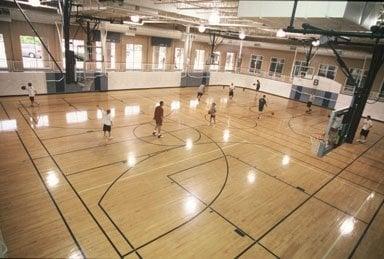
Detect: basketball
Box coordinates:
(21, 85, 26, 90)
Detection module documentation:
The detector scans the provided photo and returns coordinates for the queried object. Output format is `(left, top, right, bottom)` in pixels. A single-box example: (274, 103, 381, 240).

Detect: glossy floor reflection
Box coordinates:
(0, 86, 383, 259)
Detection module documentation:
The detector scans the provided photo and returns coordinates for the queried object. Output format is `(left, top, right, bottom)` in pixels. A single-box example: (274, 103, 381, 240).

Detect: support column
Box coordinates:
(100, 26, 108, 73)
(184, 26, 192, 72)
(237, 39, 243, 73)
(345, 43, 384, 143)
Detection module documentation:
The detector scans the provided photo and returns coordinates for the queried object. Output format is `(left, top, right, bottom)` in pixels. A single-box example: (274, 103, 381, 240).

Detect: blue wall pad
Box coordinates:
(290, 84, 338, 109)
(180, 72, 210, 87)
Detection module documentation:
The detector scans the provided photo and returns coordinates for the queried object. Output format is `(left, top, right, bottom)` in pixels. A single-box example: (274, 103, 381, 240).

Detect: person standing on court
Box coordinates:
(306, 94, 315, 114)
(97, 105, 113, 140)
(256, 80, 261, 92)
(258, 95, 267, 119)
(229, 83, 235, 100)
(208, 102, 217, 126)
(197, 84, 205, 101)
(153, 101, 165, 138)
(26, 83, 37, 107)
(357, 115, 373, 143)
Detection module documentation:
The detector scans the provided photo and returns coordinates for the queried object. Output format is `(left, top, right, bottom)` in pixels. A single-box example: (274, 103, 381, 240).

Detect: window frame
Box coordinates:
(249, 54, 263, 74)
(318, 63, 337, 80)
(269, 57, 285, 77)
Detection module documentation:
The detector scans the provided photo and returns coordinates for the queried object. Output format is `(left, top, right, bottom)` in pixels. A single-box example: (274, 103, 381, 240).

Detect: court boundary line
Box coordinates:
(17, 106, 137, 258)
(0, 102, 86, 259)
(234, 134, 384, 258)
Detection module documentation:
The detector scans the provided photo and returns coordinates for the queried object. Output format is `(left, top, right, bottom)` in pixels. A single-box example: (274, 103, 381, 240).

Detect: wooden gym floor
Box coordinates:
(0, 86, 383, 259)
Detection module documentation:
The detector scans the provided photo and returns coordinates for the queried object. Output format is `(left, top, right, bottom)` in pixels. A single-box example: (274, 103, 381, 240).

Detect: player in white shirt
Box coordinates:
(197, 84, 205, 101)
(357, 115, 373, 143)
(97, 105, 113, 139)
(26, 83, 37, 107)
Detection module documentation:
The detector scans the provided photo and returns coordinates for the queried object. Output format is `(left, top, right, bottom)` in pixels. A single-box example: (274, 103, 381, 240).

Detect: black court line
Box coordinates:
(229, 155, 311, 196)
(348, 199, 384, 258)
(235, 134, 384, 258)
(342, 170, 383, 185)
(257, 242, 280, 259)
(312, 196, 369, 224)
(67, 146, 181, 177)
(62, 97, 95, 120)
(17, 106, 131, 258)
(0, 102, 86, 259)
(114, 131, 230, 257)
(167, 172, 256, 242)
(336, 175, 384, 196)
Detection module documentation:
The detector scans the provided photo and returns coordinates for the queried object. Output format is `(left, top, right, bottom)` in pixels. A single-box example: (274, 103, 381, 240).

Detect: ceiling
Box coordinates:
(69, 1, 383, 45)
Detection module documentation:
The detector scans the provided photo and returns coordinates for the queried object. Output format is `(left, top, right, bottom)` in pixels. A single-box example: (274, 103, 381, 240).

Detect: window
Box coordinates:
(174, 47, 184, 70)
(110, 42, 116, 69)
(269, 57, 285, 77)
(345, 68, 367, 92)
(96, 41, 102, 70)
(126, 44, 142, 70)
(194, 49, 205, 70)
(20, 35, 45, 69)
(318, 64, 337, 80)
(153, 46, 167, 70)
(225, 52, 235, 71)
(0, 34, 7, 68)
(61, 39, 85, 70)
(210, 51, 220, 71)
(292, 60, 307, 77)
(249, 55, 263, 73)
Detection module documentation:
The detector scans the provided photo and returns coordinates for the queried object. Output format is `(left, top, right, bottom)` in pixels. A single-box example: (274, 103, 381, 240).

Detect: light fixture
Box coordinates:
(29, 0, 40, 7)
(198, 24, 206, 33)
(208, 12, 220, 25)
(130, 15, 140, 23)
(239, 31, 246, 40)
(312, 40, 320, 47)
(276, 29, 286, 38)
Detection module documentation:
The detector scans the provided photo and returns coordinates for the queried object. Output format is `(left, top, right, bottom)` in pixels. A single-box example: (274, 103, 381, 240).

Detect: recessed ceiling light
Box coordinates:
(29, 0, 40, 7)
(276, 29, 286, 38)
(312, 40, 320, 47)
(239, 31, 246, 40)
(198, 24, 206, 33)
(130, 15, 140, 23)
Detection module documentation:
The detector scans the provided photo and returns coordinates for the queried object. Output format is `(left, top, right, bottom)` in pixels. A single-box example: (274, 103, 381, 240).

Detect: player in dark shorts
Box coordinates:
(229, 83, 235, 100)
(306, 94, 315, 113)
(256, 80, 261, 91)
(258, 95, 267, 119)
(153, 101, 165, 138)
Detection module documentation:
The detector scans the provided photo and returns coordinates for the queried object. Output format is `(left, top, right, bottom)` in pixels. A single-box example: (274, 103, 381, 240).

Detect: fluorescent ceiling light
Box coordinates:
(239, 31, 246, 40)
(276, 29, 286, 38)
(131, 15, 140, 23)
(198, 24, 206, 33)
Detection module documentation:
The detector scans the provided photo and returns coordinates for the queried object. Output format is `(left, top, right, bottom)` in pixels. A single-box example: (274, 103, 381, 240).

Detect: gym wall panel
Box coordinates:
(336, 94, 384, 122)
(210, 72, 292, 98)
(108, 71, 182, 90)
(0, 72, 47, 96)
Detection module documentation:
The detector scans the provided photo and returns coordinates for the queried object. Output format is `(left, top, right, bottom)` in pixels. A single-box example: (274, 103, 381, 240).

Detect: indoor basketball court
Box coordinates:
(0, 1, 383, 259)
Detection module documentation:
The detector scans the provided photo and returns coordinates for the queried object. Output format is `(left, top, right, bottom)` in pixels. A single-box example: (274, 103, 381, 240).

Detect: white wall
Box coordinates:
(293, 76, 342, 93)
(108, 71, 182, 90)
(0, 72, 47, 96)
(210, 72, 292, 98)
(336, 94, 384, 121)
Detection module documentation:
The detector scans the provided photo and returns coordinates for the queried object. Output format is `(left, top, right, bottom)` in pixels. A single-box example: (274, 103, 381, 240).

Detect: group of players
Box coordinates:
(21, 82, 373, 144)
